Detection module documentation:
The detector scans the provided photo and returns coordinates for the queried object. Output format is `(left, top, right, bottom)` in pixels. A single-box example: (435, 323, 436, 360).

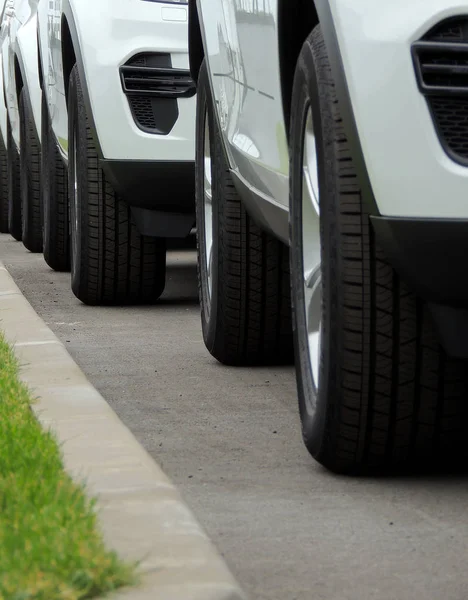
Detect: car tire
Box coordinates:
(19, 89, 43, 253)
(0, 131, 8, 233)
(68, 65, 166, 305)
(42, 89, 70, 271)
(195, 61, 293, 366)
(290, 26, 468, 474)
(7, 117, 22, 241)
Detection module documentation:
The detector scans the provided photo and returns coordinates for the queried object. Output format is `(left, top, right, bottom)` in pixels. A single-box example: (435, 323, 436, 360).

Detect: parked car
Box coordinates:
(38, 0, 196, 304)
(189, 1, 468, 473)
(0, 0, 9, 233)
(2, 0, 42, 251)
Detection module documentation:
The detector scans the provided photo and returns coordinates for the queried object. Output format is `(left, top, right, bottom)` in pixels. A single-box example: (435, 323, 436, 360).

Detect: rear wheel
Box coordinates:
(42, 89, 70, 271)
(68, 65, 166, 305)
(0, 131, 8, 233)
(7, 117, 21, 241)
(290, 26, 468, 474)
(19, 88, 43, 253)
(195, 61, 293, 366)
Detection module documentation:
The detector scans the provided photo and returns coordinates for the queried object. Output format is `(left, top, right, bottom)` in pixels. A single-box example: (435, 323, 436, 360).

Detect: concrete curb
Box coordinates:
(0, 262, 246, 600)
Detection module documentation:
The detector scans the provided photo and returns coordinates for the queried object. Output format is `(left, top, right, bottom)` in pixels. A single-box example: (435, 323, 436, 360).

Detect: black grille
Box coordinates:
(426, 19, 468, 42)
(129, 97, 157, 130)
(121, 66, 196, 98)
(431, 97, 468, 159)
(413, 17, 468, 164)
(120, 53, 195, 135)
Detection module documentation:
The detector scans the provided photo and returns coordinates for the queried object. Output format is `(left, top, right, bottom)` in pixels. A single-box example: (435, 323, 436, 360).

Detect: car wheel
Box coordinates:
(290, 26, 468, 474)
(195, 61, 293, 366)
(7, 117, 21, 241)
(0, 130, 8, 233)
(19, 89, 43, 253)
(68, 65, 166, 305)
(42, 89, 70, 271)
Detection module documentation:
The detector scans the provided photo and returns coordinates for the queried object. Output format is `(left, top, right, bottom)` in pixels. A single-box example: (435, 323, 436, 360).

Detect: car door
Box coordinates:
(198, 0, 289, 212)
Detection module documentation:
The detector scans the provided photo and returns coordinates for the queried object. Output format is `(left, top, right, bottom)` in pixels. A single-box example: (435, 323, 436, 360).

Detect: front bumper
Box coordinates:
(372, 216, 468, 306)
(102, 159, 194, 212)
(328, 0, 468, 220)
(71, 0, 195, 162)
(372, 215, 468, 358)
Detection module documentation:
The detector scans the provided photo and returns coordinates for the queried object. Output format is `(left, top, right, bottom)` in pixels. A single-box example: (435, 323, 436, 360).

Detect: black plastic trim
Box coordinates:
(130, 207, 194, 239)
(127, 96, 179, 135)
(188, 0, 204, 83)
(411, 28, 468, 167)
(120, 55, 194, 135)
(412, 41, 468, 96)
(100, 159, 195, 213)
(427, 303, 468, 359)
(313, 0, 379, 216)
(120, 65, 196, 98)
(426, 97, 468, 168)
(371, 215, 468, 307)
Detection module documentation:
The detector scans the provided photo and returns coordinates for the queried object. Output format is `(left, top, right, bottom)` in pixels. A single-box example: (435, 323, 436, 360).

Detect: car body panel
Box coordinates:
(38, 0, 196, 163)
(196, 0, 289, 214)
(196, 0, 468, 230)
(0, 0, 9, 144)
(325, 0, 468, 219)
(2, 0, 41, 150)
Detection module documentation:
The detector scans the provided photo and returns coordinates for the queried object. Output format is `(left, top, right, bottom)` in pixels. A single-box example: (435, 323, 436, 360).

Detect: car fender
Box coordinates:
(0, 58, 7, 144)
(15, 11, 41, 140)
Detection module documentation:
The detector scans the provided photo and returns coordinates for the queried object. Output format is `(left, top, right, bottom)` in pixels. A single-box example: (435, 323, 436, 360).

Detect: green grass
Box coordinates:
(0, 334, 136, 599)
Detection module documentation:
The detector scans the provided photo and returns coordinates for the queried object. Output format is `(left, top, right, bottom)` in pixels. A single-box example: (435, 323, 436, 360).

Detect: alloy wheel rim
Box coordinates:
(71, 132, 79, 274)
(302, 107, 322, 399)
(203, 110, 214, 303)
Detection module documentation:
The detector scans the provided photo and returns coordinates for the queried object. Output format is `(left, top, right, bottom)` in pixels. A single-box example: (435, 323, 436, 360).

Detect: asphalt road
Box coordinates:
(2, 233, 468, 600)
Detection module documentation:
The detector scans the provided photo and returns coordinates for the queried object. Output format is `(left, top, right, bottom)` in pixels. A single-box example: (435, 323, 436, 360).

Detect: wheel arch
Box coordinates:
(188, 0, 204, 84)
(61, 14, 76, 106)
(58, 2, 104, 159)
(37, 31, 43, 89)
(13, 53, 23, 103)
(278, 0, 319, 134)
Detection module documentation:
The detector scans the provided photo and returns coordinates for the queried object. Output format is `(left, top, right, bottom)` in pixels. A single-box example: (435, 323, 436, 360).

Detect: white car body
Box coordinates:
(37, 0, 196, 236)
(191, 0, 468, 311)
(192, 0, 468, 232)
(1, 0, 41, 151)
(39, 0, 195, 164)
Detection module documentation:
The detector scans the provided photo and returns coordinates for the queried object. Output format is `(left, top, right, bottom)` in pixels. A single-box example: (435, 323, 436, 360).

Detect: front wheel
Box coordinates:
(0, 131, 8, 233)
(290, 26, 468, 474)
(19, 88, 43, 253)
(68, 65, 166, 305)
(42, 89, 70, 271)
(7, 117, 21, 241)
(195, 60, 293, 366)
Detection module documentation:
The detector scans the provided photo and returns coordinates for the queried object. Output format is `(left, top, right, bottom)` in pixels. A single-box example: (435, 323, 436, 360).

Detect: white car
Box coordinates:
(1, 0, 42, 250)
(189, 1, 468, 473)
(38, 0, 196, 304)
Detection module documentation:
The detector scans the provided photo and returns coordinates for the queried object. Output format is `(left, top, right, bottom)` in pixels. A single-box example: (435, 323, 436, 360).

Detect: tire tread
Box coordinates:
(69, 65, 166, 306)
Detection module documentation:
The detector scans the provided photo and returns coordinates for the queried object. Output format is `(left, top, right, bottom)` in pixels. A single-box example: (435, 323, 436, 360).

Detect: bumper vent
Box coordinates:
(120, 66, 196, 99)
(413, 17, 468, 164)
(120, 53, 195, 135)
